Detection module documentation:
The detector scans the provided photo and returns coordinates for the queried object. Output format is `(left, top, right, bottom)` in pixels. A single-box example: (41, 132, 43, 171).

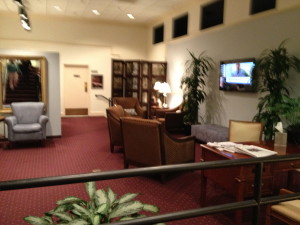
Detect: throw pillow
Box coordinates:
(124, 108, 137, 116)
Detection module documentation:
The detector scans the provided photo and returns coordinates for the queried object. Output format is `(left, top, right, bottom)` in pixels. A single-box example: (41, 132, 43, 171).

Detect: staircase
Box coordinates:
(4, 72, 40, 104)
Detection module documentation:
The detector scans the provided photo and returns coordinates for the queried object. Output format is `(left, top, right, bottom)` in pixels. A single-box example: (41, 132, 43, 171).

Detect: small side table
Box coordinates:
(0, 116, 5, 140)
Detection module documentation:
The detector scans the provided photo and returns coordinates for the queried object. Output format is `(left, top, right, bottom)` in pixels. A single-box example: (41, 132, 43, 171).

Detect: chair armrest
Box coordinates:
(155, 106, 180, 118)
(163, 131, 195, 165)
(39, 115, 49, 125)
(4, 116, 17, 128)
(135, 105, 147, 118)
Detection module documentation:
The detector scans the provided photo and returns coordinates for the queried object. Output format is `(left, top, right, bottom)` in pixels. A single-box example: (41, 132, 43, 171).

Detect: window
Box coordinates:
(173, 14, 188, 38)
(153, 24, 164, 44)
(251, 0, 276, 15)
(201, 0, 224, 30)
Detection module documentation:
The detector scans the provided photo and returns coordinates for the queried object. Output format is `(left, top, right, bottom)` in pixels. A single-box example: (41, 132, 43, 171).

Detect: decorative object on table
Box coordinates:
(24, 181, 164, 225)
(91, 74, 103, 88)
(252, 40, 300, 141)
(180, 50, 215, 126)
(158, 82, 171, 108)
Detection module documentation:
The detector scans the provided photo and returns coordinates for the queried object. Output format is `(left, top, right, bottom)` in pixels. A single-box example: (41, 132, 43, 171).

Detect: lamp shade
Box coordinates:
(159, 82, 171, 94)
(153, 81, 162, 90)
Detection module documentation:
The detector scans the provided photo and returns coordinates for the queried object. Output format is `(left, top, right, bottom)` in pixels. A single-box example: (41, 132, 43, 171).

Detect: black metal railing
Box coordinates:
(1, 154, 300, 225)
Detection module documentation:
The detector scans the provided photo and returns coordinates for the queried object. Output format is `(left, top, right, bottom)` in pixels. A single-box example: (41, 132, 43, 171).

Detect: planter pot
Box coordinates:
(184, 124, 191, 136)
(287, 127, 300, 145)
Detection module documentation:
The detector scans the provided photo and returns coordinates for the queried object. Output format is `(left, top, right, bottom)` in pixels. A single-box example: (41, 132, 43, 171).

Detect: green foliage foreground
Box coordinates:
(24, 182, 165, 225)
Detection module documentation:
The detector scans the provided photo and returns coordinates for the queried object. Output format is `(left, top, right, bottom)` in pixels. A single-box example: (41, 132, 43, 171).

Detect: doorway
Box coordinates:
(64, 65, 89, 115)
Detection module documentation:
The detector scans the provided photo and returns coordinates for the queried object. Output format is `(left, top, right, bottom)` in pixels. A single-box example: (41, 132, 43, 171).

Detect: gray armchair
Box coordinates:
(5, 102, 48, 144)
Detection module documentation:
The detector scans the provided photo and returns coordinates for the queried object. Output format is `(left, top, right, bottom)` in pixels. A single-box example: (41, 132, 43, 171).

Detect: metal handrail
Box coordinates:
(1, 154, 300, 225)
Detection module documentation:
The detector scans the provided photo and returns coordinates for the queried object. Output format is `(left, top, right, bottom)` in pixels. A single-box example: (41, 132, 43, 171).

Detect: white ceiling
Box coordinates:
(0, 0, 191, 24)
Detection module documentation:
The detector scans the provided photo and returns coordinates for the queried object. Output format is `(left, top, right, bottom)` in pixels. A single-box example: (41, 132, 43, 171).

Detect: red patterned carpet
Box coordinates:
(0, 116, 253, 225)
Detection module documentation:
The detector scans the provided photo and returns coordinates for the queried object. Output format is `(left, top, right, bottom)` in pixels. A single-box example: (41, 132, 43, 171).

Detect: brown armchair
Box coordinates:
(112, 97, 147, 118)
(106, 105, 128, 153)
(120, 117, 195, 170)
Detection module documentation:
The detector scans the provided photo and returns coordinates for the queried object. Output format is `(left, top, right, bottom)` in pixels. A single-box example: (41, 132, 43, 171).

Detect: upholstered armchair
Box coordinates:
(112, 97, 147, 118)
(5, 102, 48, 144)
(106, 105, 128, 153)
(120, 117, 195, 170)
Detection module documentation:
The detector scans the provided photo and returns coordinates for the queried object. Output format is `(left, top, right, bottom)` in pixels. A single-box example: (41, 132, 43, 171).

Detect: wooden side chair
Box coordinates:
(229, 120, 263, 142)
(266, 189, 300, 225)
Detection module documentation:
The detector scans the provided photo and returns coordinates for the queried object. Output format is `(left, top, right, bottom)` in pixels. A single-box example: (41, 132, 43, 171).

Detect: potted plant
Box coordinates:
(24, 181, 165, 225)
(274, 96, 300, 145)
(180, 50, 215, 134)
(252, 40, 300, 141)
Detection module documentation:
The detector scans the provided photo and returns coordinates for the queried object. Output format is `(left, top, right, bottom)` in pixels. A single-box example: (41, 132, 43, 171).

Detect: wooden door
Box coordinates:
(64, 65, 89, 115)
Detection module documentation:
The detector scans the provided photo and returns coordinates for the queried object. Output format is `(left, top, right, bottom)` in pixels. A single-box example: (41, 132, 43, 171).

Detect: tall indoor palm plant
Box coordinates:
(180, 50, 215, 125)
(253, 40, 300, 140)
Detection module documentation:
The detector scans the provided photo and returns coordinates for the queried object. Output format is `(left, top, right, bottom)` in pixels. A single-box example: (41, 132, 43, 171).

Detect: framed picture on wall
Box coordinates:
(91, 74, 103, 89)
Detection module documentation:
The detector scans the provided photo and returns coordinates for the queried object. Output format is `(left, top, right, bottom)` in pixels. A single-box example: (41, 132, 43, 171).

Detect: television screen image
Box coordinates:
(219, 58, 256, 92)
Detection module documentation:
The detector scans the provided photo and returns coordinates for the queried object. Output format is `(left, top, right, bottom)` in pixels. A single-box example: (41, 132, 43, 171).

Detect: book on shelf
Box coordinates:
(207, 142, 277, 157)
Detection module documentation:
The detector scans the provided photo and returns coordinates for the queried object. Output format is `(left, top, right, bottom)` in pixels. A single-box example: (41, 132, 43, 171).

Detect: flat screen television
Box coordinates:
(219, 58, 256, 92)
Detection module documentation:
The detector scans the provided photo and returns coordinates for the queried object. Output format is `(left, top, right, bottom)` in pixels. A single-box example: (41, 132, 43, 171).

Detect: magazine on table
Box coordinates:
(207, 142, 277, 157)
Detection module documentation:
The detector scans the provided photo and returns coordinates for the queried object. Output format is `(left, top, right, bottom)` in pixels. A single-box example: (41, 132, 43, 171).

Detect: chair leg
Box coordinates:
(110, 144, 114, 153)
(124, 159, 129, 169)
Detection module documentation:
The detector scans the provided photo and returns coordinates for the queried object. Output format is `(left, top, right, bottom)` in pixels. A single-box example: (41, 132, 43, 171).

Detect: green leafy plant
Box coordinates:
(24, 182, 165, 225)
(273, 96, 300, 144)
(180, 50, 215, 125)
(252, 40, 300, 140)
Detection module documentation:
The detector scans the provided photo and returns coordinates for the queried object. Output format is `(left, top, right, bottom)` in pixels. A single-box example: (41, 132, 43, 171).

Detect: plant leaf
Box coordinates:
(118, 193, 139, 204)
(95, 189, 109, 207)
(68, 219, 89, 225)
(48, 212, 72, 222)
(143, 204, 159, 213)
(56, 196, 83, 205)
(85, 182, 96, 199)
(24, 216, 51, 225)
(96, 203, 109, 215)
(109, 201, 144, 219)
(107, 187, 117, 205)
(72, 204, 90, 217)
(93, 214, 101, 225)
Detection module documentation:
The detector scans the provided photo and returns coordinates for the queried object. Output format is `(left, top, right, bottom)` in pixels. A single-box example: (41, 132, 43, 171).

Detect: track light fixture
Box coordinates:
(14, 0, 24, 8)
(17, 5, 31, 31)
(19, 7, 28, 19)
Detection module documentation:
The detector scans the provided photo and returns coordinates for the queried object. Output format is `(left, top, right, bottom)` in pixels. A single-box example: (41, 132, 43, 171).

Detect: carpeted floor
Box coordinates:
(0, 116, 257, 225)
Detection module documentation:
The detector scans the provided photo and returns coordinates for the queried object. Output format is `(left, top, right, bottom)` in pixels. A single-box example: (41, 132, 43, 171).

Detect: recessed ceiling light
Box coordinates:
(92, 10, 100, 15)
(54, 6, 62, 11)
(127, 13, 135, 19)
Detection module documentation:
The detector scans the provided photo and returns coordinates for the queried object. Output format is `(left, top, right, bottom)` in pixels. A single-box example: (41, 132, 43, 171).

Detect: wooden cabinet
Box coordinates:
(111, 59, 167, 117)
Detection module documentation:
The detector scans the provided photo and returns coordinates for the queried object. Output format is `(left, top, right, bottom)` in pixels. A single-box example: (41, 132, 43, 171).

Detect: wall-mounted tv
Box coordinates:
(219, 58, 256, 92)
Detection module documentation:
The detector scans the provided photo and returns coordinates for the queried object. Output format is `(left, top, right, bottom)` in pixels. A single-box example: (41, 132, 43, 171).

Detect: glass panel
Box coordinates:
(113, 61, 123, 75)
(126, 62, 139, 76)
(132, 77, 138, 89)
(142, 63, 149, 76)
(113, 77, 123, 89)
(142, 92, 148, 103)
(142, 77, 148, 89)
(152, 63, 166, 76)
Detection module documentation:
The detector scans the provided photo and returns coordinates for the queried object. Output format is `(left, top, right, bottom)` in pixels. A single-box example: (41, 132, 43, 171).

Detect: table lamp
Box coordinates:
(159, 82, 171, 108)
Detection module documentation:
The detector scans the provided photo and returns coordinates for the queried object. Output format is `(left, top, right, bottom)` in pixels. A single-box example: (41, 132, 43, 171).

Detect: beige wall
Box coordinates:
(0, 13, 148, 116)
(146, 0, 300, 126)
